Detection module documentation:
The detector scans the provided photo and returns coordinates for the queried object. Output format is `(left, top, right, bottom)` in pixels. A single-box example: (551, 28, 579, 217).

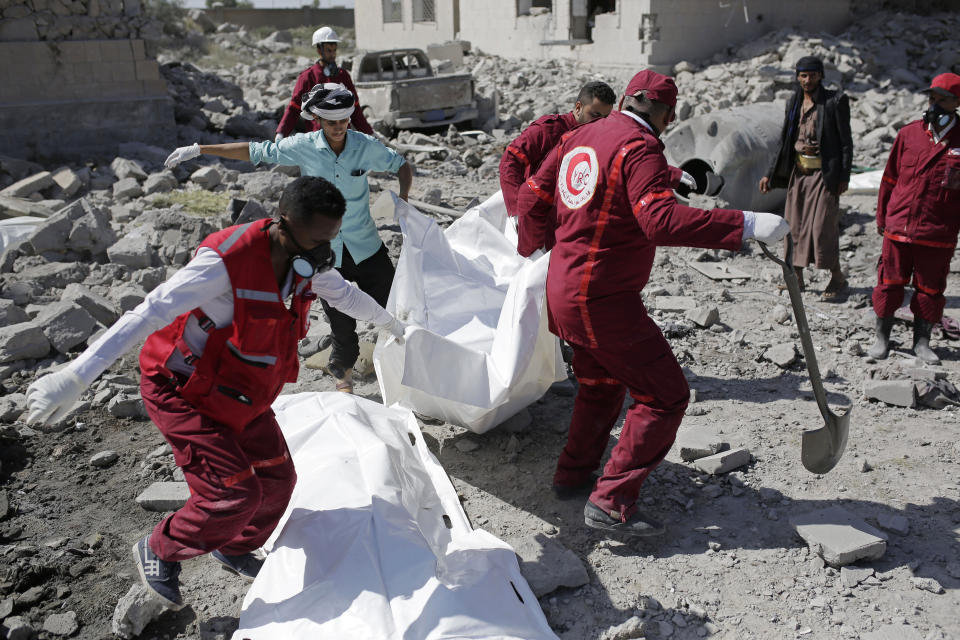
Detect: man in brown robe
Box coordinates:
(760, 55, 853, 301)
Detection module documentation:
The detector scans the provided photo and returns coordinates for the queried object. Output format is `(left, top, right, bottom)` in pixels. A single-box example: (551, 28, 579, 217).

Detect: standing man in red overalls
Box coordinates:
(275, 26, 374, 140)
(26, 177, 405, 608)
(516, 71, 790, 537)
(868, 72, 960, 365)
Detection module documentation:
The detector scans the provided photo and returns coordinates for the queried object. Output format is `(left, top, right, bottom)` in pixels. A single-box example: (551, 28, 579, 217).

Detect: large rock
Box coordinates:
(0, 195, 55, 218)
(62, 283, 120, 326)
(235, 171, 292, 202)
(142, 171, 178, 195)
(107, 231, 155, 269)
(17, 261, 90, 288)
(112, 584, 168, 638)
(110, 157, 148, 182)
(508, 533, 589, 597)
(0, 299, 28, 327)
(0, 171, 53, 198)
(113, 177, 143, 200)
(190, 166, 221, 189)
(50, 167, 82, 199)
(35, 301, 98, 353)
(0, 322, 50, 362)
(27, 198, 116, 257)
(42, 611, 78, 636)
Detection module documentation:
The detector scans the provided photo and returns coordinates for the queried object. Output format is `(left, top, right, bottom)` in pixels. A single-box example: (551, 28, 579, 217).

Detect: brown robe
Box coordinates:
(784, 102, 840, 269)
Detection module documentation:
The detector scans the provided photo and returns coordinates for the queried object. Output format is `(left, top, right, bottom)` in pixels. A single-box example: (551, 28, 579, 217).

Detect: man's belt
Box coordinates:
(796, 153, 822, 170)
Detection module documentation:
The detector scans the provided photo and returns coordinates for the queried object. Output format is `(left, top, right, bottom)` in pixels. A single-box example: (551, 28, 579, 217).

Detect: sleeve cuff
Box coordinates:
(741, 210, 756, 241)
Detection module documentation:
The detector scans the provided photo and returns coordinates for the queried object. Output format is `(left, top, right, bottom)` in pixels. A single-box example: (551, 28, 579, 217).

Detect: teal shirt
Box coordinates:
(249, 130, 406, 267)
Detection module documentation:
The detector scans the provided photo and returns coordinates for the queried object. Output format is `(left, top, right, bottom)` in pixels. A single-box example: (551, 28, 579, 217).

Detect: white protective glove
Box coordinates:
(381, 317, 408, 344)
(164, 143, 201, 169)
(26, 368, 87, 426)
(679, 170, 697, 192)
(274, 133, 284, 143)
(743, 211, 791, 245)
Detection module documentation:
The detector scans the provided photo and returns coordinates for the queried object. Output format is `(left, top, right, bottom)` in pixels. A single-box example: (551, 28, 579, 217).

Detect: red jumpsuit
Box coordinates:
(277, 62, 374, 136)
(517, 111, 744, 521)
(873, 120, 960, 323)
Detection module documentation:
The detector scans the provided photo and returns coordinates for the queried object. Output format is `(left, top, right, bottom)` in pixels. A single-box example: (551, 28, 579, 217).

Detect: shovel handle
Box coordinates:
(758, 236, 833, 420)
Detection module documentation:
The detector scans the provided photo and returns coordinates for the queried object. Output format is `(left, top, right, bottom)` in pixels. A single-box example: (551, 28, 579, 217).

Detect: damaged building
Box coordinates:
(356, 0, 852, 70)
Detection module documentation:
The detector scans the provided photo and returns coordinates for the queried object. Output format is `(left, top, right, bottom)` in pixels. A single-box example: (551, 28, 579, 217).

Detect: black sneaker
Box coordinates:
(211, 550, 263, 581)
(132, 535, 183, 610)
(583, 500, 665, 537)
(552, 473, 599, 500)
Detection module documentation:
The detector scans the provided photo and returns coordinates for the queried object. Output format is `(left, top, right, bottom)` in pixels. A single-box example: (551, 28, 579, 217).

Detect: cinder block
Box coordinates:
(135, 482, 190, 512)
(693, 447, 751, 474)
(790, 506, 888, 567)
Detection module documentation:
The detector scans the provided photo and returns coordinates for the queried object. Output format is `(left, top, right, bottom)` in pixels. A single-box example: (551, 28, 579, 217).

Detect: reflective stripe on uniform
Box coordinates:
(505, 145, 530, 166)
(218, 222, 255, 253)
(227, 341, 278, 366)
(884, 231, 956, 249)
(251, 451, 290, 470)
(235, 288, 281, 303)
(579, 376, 621, 386)
(526, 177, 554, 204)
(633, 190, 674, 215)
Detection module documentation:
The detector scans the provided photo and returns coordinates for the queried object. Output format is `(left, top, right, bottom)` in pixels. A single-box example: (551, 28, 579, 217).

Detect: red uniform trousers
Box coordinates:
(555, 314, 689, 521)
(140, 373, 296, 562)
(872, 237, 954, 323)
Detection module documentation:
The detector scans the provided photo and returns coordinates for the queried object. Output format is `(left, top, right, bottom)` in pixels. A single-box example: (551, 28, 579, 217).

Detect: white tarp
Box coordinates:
(847, 169, 884, 195)
(0, 216, 42, 255)
(233, 392, 558, 640)
(373, 191, 566, 434)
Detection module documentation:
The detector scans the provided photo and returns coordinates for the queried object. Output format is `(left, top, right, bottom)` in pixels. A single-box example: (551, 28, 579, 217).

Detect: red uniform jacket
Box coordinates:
(877, 120, 960, 248)
(517, 111, 744, 349)
(140, 220, 313, 431)
(277, 62, 374, 136)
(501, 111, 683, 218)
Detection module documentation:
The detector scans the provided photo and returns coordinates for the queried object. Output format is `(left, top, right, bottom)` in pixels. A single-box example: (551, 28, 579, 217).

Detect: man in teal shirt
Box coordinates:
(165, 83, 413, 392)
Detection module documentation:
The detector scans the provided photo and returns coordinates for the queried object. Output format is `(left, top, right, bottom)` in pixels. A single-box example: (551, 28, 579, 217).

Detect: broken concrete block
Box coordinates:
(0, 171, 53, 198)
(771, 305, 790, 324)
(35, 301, 97, 353)
(676, 430, 730, 462)
(108, 393, 148, 419)
(62, 283, 120, 326)
(692, 447, 751, 474)
(67, 204, 117, 255)
(0, 299, 28, 327)
(508, 533, 589, 597)
(50, 167, 81, 198)
(89, 450, 119, 468)
(142, 171, 177, 195)
(861, 624, 923, 640)
(112, 584, 168, 639)
(874, 513, 910, 535)
(107, 233, 155, 269)
(17, 261, 89, 288)
(0, 393, 25, 422)
(191, 166, 221, 189)
(110, 157, 148, 181)
(599, 616, 656, 640)
(863, 379, 916, 408)
(42, 611, 78, 636)
(112, 177, 143, 200)
(910, 576, 944, 594)
(111, 285, 146, 312)
(651, 296, 697, 312)
(685, 305, 719, 328)
(763, 343, 798, 368)
(0, 195, 55, 218)
(0, 322, 50, 363)
(135, 482, 190, 511)
(840, 566, 874, 587)
(789, 506, 887, 567)
(1, 616, 34, 640)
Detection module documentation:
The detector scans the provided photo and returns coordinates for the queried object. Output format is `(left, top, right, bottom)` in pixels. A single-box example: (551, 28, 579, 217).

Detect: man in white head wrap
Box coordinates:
(164, 82, 414, 393)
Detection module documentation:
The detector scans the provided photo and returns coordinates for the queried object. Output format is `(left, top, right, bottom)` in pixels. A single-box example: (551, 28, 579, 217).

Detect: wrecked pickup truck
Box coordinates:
(353, 48, 477, 131)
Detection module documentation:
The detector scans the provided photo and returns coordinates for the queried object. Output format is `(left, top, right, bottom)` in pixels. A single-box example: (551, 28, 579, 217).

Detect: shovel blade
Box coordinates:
(800, 410, 850, 474)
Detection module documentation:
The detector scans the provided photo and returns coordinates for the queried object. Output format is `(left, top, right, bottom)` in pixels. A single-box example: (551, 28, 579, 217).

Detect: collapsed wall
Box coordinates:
(0, 0, 175, 162)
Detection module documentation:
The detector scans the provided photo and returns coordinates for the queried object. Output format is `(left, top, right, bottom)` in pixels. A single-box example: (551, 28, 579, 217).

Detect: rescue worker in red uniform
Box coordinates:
(868, 72, 960, 365)
(275, 26, 374, 140)
(25, 177, 405, 609)
(499, 81, 616, 217)
(516, 71, 790, 536)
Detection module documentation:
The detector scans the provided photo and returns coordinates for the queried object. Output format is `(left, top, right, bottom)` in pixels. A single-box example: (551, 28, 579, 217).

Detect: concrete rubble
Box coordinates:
(135, 481, 191, 511)
(111, 584, 168, 639)
(508, 533, 589, 597)
(790, 506, 888, 567)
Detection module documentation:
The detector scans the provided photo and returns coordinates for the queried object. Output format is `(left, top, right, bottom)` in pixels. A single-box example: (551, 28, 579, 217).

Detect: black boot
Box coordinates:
(913, 319, 940, 365)
(867, 316, 894, 359)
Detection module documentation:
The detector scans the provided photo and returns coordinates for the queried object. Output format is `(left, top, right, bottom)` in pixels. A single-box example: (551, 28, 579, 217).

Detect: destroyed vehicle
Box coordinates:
(354, 48, 477, 132)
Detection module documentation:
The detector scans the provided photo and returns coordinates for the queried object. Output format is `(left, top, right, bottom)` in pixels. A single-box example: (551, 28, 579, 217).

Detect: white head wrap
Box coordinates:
(301, 82, 355, 122)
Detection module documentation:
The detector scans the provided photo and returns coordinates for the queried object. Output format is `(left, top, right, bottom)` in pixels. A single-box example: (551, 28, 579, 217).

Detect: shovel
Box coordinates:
(759, 236, 850, 474)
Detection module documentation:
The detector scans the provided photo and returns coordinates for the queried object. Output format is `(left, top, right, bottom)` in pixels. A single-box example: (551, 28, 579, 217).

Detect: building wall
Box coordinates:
(355, 0, 457, 51)
(0, 0, 174, 161)
(201, 7, 354, 32)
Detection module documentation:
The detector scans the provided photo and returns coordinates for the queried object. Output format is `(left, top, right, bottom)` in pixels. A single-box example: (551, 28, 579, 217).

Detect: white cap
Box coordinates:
(311, 26, 339, 46)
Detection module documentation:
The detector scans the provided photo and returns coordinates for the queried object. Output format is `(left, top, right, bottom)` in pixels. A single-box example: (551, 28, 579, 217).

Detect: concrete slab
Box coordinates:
(863, 379, 916, 408)
(692, 447, 751, 474)
(135, 482, 190, 512)
(789, 506, 888, 567)
(686, 306, 719, 328)
(508, 533, 589, 597)
(0, 171, 53, 198)
(651, 296, 697, 312)
(675, 430, 730, 462)
(763, 342, 798, 368)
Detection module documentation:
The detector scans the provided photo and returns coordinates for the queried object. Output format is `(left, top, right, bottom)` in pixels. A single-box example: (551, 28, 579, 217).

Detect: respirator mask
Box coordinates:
(923, 102, 954, 129)
(278, 218, 335, 279)
(324, 61, 339, 77)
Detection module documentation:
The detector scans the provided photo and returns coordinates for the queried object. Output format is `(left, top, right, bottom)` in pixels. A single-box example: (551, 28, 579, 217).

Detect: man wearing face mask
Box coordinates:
(275, 26, 374, 140)
(165, 83, 413, 392)
(24, 177, 405, 610)
(868, 73, 960, 365)
(516, 70, 790, 537)
(759, 55, 853, 302)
